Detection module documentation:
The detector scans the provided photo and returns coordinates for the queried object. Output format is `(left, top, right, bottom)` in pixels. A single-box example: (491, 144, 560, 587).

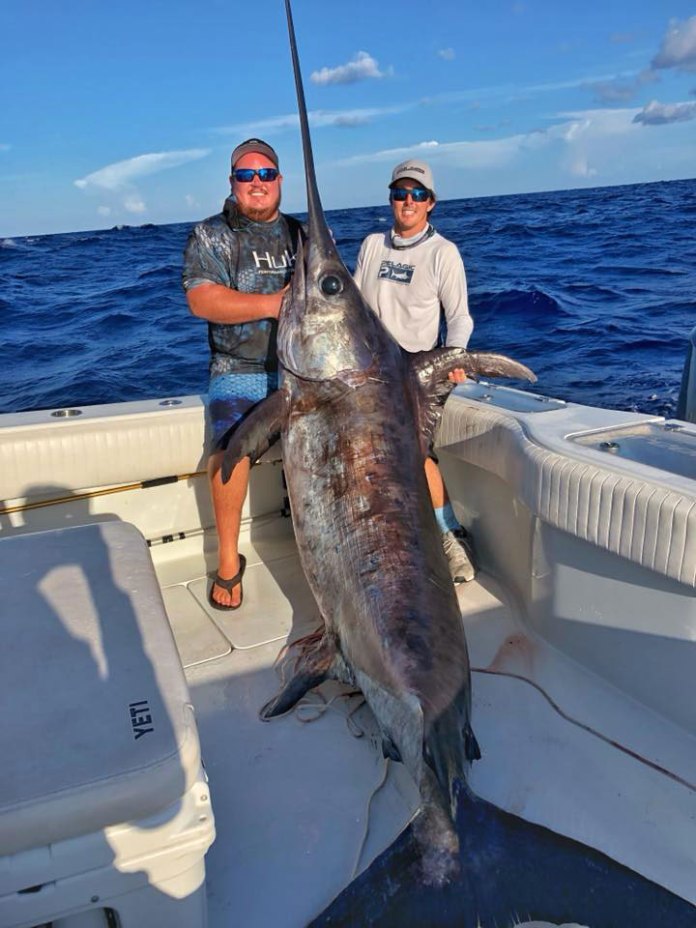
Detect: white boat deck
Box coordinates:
(152, 514, 696, 927)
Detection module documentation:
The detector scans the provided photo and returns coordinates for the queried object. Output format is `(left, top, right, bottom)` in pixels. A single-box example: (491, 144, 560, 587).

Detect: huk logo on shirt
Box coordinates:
(378, 261, 415, 284)
(252, 248, 296, 274)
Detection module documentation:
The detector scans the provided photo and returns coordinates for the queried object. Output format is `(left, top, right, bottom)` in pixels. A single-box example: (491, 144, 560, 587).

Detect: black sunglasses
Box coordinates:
(391, 187, 430, 202)
(233, 168, 280, 183)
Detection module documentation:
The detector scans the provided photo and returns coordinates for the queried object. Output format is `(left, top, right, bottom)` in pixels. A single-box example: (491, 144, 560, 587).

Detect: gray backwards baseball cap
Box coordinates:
(231, 138, 279, 170)
(389, 159, 435, 196)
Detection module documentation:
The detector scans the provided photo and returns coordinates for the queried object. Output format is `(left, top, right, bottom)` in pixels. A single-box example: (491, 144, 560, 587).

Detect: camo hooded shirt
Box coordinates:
(182, 197, 302, 377)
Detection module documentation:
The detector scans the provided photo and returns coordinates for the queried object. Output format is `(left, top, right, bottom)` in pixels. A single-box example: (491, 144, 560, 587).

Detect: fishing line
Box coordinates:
(351, 753, 390, 880)
(262, 639, 394, 882)
(289, 690, 395, 880)
(293, 689, 367, 739)
(472, 667, 696, 792)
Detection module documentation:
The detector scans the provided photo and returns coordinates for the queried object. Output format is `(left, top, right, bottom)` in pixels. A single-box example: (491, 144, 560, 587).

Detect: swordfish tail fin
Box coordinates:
(409, 347, 537, 449)
(466, 350, 537, 383)
(410, 347, 537, 392)
(308, 790, 696, 927)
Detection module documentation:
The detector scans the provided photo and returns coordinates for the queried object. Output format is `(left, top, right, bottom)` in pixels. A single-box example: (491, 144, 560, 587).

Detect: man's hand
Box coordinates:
(448, 368, 467, 384)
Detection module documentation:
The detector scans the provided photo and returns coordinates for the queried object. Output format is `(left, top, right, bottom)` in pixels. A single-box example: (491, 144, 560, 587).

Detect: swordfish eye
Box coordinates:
(320, 274, 343, 296)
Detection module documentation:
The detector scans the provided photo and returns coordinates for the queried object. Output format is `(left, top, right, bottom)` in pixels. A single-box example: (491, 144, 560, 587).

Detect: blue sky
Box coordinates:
(2, 0, 695, 236)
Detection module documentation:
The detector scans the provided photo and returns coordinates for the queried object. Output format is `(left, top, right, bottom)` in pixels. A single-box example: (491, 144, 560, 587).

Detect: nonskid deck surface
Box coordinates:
(154, 516, 696, 928)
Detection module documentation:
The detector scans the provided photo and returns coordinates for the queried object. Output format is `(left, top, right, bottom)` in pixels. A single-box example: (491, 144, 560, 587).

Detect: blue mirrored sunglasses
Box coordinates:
(233, 168, 279, 183)
(391, 186, 430, 202)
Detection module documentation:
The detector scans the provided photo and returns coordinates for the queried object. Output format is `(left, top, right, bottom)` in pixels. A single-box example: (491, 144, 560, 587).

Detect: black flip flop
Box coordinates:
(208, 555, 247, 611)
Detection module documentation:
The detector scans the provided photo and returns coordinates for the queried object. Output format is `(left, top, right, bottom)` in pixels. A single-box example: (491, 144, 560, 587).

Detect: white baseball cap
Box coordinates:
(389, 159, 435, 196)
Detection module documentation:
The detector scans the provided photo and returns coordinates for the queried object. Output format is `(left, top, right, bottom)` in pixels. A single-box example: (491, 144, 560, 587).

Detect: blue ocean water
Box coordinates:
(1, 178, 694, 417)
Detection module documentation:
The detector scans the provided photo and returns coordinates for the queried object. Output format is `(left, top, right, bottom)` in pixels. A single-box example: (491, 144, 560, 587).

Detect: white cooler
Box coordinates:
(0, 522, 215, 928)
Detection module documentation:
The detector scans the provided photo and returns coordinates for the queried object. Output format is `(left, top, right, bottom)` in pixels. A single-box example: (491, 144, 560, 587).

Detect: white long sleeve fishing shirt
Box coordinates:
(353, 226, 473, 352)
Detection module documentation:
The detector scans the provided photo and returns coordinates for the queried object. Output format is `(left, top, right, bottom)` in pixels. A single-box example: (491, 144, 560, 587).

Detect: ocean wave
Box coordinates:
(489, 222, 539, 239)
(137, 264, 181, 281)
(600, 263, 689, 278)
(471, 287, 568, 319)
(563, 282, 624, 301)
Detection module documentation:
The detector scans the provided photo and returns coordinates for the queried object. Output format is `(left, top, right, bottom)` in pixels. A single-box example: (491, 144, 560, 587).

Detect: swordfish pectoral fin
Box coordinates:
(408, 348, 537, 449)
(220, 387, 291, 483)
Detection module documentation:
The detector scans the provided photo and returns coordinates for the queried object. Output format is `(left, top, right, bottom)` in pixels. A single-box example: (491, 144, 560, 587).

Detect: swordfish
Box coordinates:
(221, 2, 696, 924)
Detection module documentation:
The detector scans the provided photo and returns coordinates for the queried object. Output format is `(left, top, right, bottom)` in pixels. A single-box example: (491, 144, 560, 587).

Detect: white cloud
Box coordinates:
(314, 106, 408, 127)
(310, 51, 386, 86)
(437, 48, 455, 61)
(337, 134, 540, 171)
(74, 149, 209, 191)
(212, 105, 410, 137)
(215, 72, 647, 143)
(307, 102, 694, 210)
(652, 16, 696, 72)
(588, 69, 657, 104)
(633, 99, 696, 125)
(74, 149, 208, 221)
(336, 106, 651, 184)
(427, 71, 642, 111)
(567, 155, 598, 178)
(212, 113, 298, 136)
(586, 16, 696, 114)
(124, 195, 146, 213)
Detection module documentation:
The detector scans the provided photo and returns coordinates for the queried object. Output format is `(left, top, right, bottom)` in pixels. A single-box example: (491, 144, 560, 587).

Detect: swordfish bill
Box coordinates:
(220, 1, 696, 924)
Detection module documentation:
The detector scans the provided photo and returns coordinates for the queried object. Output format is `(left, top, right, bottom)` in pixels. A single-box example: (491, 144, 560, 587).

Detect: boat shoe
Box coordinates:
(442, 529, 477, 583)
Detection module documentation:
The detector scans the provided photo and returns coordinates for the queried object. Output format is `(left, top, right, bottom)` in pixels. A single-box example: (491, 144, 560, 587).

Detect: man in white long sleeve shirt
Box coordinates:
(354, 159, 476, 582)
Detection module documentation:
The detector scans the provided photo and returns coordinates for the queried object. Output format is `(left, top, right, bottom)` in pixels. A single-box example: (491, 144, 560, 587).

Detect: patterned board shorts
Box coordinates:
(208, 371, 279, 451)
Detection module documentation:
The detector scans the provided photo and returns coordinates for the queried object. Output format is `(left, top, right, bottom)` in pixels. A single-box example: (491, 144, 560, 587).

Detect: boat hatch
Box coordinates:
(457, 380, 567, 413)
(570, 421, 696, 480)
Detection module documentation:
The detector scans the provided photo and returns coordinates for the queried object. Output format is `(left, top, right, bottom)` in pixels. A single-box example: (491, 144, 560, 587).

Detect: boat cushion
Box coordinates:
(0, 398, 207, 503)
(437, 396, 696, 588)
(0, 521, 201, 856)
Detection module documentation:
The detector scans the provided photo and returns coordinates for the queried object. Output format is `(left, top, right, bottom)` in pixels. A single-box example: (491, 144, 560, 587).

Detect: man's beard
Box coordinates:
(241, 191, 281, 222)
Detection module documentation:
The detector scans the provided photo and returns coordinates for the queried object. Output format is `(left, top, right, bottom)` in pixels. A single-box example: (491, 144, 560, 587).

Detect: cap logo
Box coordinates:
(402, 165, 425, 174)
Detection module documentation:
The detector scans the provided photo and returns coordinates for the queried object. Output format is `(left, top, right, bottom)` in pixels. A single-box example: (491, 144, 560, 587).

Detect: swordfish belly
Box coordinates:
(281, 370, 472, 720)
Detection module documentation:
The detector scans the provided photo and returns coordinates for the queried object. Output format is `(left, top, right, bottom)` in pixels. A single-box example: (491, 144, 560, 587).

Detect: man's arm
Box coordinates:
(182, 221, 287, 324)
(186, 283, 286, 324)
